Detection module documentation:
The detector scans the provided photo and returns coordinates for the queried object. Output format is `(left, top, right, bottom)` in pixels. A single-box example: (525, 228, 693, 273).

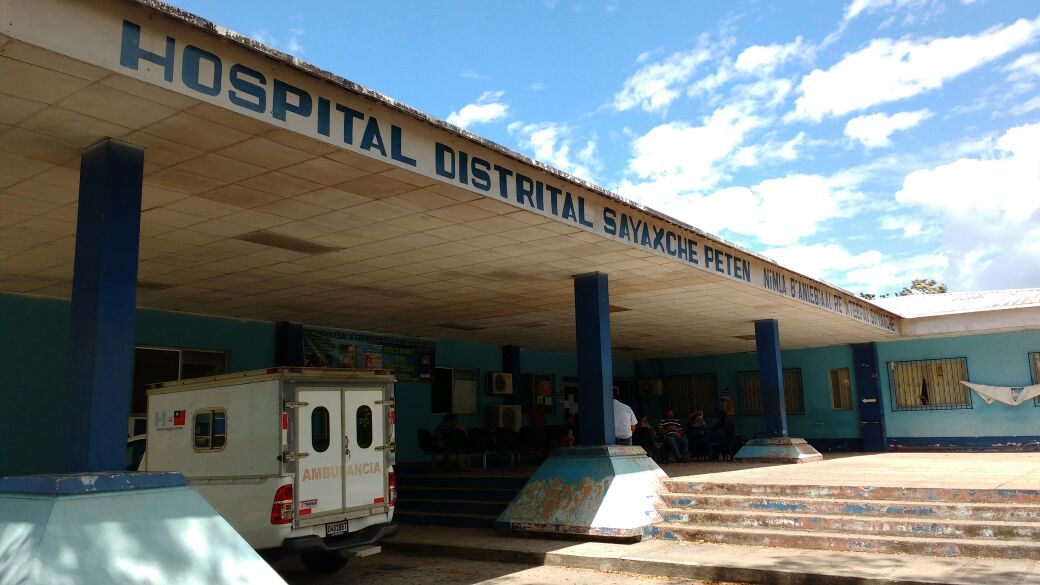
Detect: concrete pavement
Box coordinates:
(386, 525, 1040, 585)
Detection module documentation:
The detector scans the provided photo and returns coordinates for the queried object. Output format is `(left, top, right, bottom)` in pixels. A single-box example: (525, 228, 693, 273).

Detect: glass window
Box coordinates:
(664, 375, 718, 416)
(830, 368, 853, 410)
(132, 347, 227, 415)
(889, 357, 971, 410)
(312, 407, 330, 452)
(356, 405, 373, 449)
(193, 409, 226, 451)
(738, 369, 804, 415)
(1030, 353, 1039, 407)
(212, 411, 226, 449)
(431, 367, 478, 414)
(181, 350, 227, 380)
(738, 372, 762, 415)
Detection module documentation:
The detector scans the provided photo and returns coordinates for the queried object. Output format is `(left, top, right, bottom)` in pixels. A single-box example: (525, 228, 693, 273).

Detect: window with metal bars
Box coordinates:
(663, 375, 718, 416)
(737, 369, 804, 415)
(888, 357, 971, 411)
(1031, 353, 1040, 407)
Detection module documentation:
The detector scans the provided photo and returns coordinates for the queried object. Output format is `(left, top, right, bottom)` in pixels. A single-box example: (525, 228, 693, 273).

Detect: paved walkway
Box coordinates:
(663, 452, 1040, 489)
(387, 525, 1040, 585)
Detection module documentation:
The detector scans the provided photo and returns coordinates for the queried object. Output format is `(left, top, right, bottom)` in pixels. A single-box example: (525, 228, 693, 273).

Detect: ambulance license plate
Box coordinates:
(325, 520, 348, 537)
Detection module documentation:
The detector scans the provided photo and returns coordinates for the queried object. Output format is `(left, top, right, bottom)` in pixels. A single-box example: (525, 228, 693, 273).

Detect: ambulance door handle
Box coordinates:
(344, 436, 351, 458)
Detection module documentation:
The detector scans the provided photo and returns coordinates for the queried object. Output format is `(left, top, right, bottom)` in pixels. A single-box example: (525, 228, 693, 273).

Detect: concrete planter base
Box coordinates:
(733, 437, 823, 464)
(495, 445, 666, 540)
(0, 472, 286, 585)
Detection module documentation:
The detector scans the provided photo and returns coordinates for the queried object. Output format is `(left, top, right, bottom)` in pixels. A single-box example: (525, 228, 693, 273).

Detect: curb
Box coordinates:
(384, 539, 1023, 585)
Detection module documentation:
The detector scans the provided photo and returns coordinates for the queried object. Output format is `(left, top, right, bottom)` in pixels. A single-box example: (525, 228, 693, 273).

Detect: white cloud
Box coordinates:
(1005, 52, 1040, 81)
(626, 104, 766, 191)
(844, 109, 932, 148)
(842, 0, 935, 23)
(1010, 95, 1040, 115)
(766, 243, 948, 293)
(880, 215, 938, 238)
(460, 69, 485, 80)
(509, 122, 600, 182)
(621, 172, 860, 246)
(446, 91, 510, 129)
(251, 28, 305, 56)
(612, 47, 713, 113)
(793, 16, 1040, 121)
(734, 38, 810, 75)
(895, 121, 1040, 289)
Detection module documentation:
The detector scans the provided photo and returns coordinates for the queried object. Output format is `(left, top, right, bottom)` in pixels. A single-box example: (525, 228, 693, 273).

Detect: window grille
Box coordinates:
(663, 375, 717, 416)
(889, 357, 971, 411)
(738, 369, 804, 415)
(829, 368, 853, 410)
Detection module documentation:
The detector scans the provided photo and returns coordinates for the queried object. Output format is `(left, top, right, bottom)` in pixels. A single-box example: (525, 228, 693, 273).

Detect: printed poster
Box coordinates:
(303, 326, 435, 383)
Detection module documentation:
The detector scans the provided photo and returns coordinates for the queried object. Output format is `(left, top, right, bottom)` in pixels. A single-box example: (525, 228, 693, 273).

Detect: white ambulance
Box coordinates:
(144, 367, 398, 574)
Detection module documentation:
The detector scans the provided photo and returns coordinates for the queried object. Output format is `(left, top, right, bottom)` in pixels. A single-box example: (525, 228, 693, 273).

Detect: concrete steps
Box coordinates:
(660, 492, 1040, 522)
(659, 508, 1040, 540)
(659, 480, 1040, 559)
(394, 472, 527, 528)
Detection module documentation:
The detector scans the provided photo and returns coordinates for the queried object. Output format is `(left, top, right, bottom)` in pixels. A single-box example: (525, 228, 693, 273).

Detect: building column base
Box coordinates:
(496, 445, 666, 541)
(733, 437, 823, 464)
(0, 472, 287, 584)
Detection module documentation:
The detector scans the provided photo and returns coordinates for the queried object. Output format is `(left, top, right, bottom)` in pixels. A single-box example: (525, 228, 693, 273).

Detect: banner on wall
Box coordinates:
(303, 326, 435, 383)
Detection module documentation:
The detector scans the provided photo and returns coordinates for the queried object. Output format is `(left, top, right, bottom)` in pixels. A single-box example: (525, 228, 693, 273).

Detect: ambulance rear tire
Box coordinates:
(300, 551, 348, 574)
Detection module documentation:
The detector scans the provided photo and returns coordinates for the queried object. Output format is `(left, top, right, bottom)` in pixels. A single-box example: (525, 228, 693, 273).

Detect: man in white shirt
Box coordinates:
(613, 397, 637, 445)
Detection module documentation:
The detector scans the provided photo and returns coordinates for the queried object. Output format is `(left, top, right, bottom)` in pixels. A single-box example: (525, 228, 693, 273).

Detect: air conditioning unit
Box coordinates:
(638, 379, 664, 397)
(488, 372, 514, 395)
(490, 405, 522, 430)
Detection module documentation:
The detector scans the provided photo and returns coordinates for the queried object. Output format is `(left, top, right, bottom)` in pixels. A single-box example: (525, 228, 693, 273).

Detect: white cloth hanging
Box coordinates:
(960, 381, 1040, 406)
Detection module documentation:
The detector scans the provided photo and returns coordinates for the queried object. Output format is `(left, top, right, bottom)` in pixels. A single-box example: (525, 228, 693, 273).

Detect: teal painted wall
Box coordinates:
(877, 330, 1040, 439)
(644, 344, 861, 442)
(0, 293, 276, 475)
(1, 294, 72, 475)
(8, 290, 1040, 474)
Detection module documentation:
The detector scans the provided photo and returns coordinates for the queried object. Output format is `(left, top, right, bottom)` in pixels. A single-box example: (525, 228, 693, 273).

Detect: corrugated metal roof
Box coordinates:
(873, 289, 1040, 318)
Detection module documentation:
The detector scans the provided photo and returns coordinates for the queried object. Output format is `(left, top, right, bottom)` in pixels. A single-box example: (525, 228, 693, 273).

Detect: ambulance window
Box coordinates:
(312, 407, 330, 452)
(356, 406, 372, 449)
(193, 409, 226, 451)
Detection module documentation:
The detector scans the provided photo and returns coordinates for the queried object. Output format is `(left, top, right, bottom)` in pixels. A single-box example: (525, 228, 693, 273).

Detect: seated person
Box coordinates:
(711, 410, 743, 461)
(655, 409, 690, 462)
(432, 413, 467, 470)
(632, 413, 657, 459)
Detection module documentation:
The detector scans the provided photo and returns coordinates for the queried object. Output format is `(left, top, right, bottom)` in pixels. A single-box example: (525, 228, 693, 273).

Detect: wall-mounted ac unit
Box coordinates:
(490, 405, 522, 430)
(638, 379, 664, 397)
(488, 372, 514, 395)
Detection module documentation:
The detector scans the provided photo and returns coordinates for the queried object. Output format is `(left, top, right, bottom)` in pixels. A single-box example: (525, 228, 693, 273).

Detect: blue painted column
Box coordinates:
(754, 318, 788, 438)
(573, 272, 613, 446)
(63, 138, 144, 472)
(852, 342, 888, 452)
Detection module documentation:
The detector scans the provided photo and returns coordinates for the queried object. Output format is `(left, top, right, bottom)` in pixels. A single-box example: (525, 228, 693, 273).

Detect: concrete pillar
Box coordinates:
(733, 318, 822, 464)
(573, 272, 613, 446)
(496, 272, 667, 540)
(852, 342, 888, 452)
(63, 138, 144, 472)
(755, 318, 788, 438)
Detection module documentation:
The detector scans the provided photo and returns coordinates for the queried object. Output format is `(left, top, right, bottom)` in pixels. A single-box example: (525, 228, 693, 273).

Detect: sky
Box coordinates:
(169, 0, 1040, 296)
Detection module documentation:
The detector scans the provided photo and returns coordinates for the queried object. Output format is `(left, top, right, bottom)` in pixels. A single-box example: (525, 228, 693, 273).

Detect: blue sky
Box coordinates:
(170, 0, 1040, 295)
